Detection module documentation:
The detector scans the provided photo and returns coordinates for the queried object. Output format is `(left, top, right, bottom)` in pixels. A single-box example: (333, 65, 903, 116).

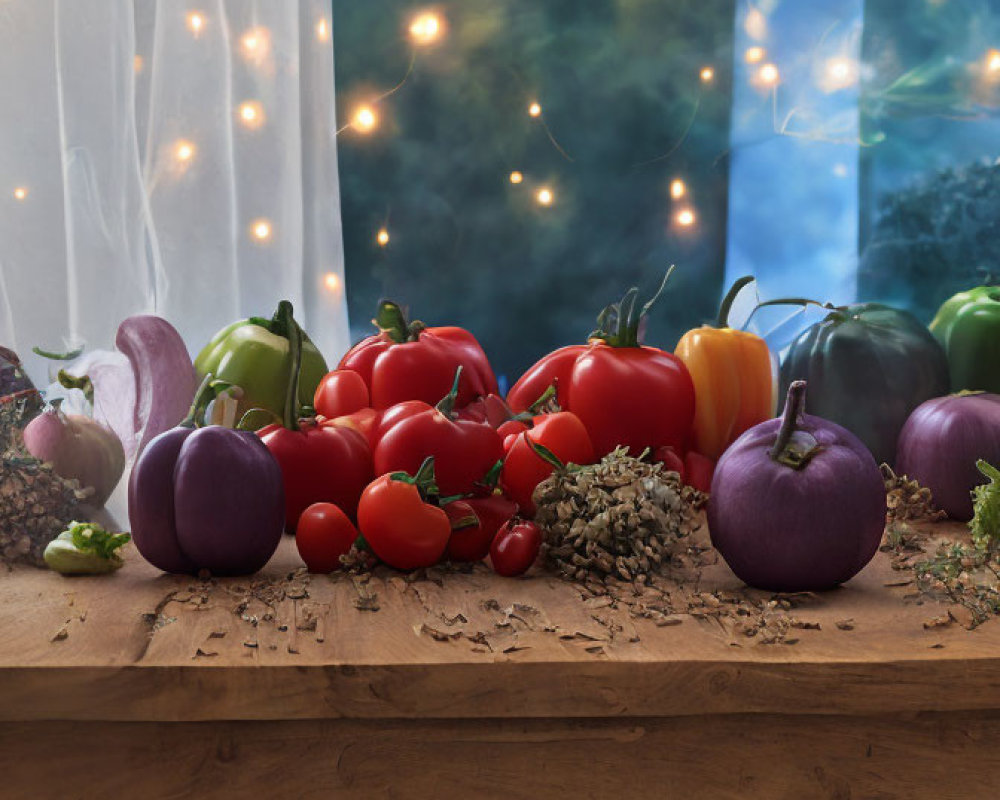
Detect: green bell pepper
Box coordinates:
(780, 302, 950, 466)
(194, 302, 328, 428)
(929, 286, 1000, 394)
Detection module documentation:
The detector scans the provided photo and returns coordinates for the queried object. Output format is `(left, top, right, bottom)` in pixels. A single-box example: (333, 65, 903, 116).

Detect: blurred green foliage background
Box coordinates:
(335, 0, 734, 381)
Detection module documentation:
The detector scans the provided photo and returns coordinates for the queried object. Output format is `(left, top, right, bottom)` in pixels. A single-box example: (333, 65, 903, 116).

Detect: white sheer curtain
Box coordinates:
(0, 0, 349, 387)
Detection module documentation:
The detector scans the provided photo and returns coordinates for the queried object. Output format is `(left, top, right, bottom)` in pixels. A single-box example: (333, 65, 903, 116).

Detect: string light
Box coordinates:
(676, 208, 696, 227)
(376, 228, 390, 246)
(744, 8, 767, 40)
(528, 102, 542, 117)
(186, 12, 205, 36)
(409, 11, 443, 45)
(756, 63, 780, 86)
(324, 272, 341, 293)
(535, 187, 554, 206)
(174, 140, 195, 163)
(238, 101, 265, 129)
(987, 49, 1000, 73)
(745, 46, 765, 64)
(509, 171, 523, 184)
(13, 187, 27, 201)
(352, 105, 378, 133)
(250, 219, 273, 242)
(821, 57, 856, 91)
(240, 27, 271, 61)
(316, 18, 330, 42)
(670, 179, 686, 199)
(700, 67, 714, 82)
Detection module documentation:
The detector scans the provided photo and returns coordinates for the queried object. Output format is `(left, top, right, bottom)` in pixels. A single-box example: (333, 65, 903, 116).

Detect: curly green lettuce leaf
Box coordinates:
(970, 460, 1000, 554)
(43, 522, 131, 575)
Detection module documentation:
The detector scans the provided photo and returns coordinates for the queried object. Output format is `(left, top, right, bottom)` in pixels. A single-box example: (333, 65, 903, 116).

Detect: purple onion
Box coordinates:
(896, 392, 1000, 521)
(708, 381, 886, 592)
(129, 425, 285, 575)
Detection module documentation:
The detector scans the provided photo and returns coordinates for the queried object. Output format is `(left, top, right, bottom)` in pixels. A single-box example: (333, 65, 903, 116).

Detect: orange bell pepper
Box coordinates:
(674, 277, 776, 460)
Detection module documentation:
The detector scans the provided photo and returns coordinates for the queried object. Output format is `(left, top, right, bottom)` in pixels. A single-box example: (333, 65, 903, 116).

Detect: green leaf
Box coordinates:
(970, 460, 1000, 554)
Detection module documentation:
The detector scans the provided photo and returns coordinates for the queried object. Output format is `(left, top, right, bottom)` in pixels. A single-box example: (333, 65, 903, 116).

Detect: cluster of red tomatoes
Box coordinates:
(270, 297, 710, 578)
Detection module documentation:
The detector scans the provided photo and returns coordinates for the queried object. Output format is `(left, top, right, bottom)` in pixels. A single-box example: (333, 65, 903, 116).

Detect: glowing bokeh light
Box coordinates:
(174, 140, 195, 162)
(535, 187, 554, 206)
(528, 102, 542, 117)
(700, 67, 714, 82)
(316, 19, 330, 42)
(186, 12, 205, 35)
(353, 105, 378, 133)
(757, 63, 780, 86)
(238, 101, 265, 129)
(676, 208, 696, 227)
(509, 171, 523, 184)
(324, 272, 341, 292)
(409, 12, 443, 45)
(376, 228, 390, 246)
(987, 49, 1000, 73)
(13, 187, 28, 201)
(670, 179, 686, 200)
(745, 46, 765, 64)
(251, 219, 273, 242)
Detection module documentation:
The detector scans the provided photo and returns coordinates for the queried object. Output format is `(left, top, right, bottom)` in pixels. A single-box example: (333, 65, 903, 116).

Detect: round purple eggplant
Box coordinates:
(707, 380, 886, 592)
(129, 425, 285, 576)
(896, 392, 1000, 521)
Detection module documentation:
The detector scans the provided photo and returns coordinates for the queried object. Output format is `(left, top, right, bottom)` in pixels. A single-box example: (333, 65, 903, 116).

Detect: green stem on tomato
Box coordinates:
(716, 275, 756, 328)
(389, 455, 442, 502)
(589, 265, 675, 348)
(435, 366, 463, 418)
(769, 380, 822, 470)
(373, 300, 426, 344)
(33, 345, 85, 361)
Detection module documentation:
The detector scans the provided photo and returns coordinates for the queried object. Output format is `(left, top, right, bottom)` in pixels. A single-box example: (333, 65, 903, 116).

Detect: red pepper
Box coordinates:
(501, 411, 595, 516)
(373, 368, 504, 497)
(339, 300, 498, 409)
(257, 303, 373, 531)
(507, 270, 695, 458)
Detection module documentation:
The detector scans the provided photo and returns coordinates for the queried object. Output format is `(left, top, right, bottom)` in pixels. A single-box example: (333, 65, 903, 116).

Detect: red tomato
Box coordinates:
(501, 412, 595, 516)
(507, 273, 695, 458)
(314, 370, 369, 418)
(444, 493, 518, 562)
(339, 300, 498, 409)
(497, 419, 529, 445)
(490, 519, 542, 577)
(653, 445, 687, 482)
(456, 393, 515, 428)
(296, 502, 358, 573)
(373, 371, 503, 497)
(258, 421, 373, 531)
(683, 450, 715, 494)
(357, 469, 451, 570)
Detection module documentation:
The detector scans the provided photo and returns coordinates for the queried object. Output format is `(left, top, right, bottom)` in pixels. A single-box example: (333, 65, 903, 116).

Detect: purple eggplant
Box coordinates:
(896, 393, 1000, 521)
(128, 378, 285, 576)
(707, 380, 886, 592)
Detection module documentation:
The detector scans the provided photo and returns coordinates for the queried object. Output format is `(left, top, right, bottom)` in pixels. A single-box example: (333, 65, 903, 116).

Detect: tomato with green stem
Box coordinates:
(357, 457, 452, 570)
(490, 519, 542, 577)
(507, 269, 695, 458)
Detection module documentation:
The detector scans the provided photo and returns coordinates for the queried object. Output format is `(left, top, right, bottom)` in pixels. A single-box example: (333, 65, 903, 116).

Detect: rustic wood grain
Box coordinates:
(3, 712, 999, 799)
(2, 519, 999, 722)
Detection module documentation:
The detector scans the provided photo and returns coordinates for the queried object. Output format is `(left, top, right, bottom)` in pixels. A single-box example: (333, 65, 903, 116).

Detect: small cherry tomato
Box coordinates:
(357, 458, 451, 570)
(490, 519, 542, 577)
(653, 445, 687, 482)
(314, 369, 370, 418)
(684, 450, 715, 494)
(445, 493, 518, 562)
(501, 412, 595, 516)
(296, 502, 359, 573)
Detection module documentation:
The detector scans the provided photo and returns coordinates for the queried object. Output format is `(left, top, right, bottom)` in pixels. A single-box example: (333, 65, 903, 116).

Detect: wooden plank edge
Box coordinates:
(2, 658, 1000, 722)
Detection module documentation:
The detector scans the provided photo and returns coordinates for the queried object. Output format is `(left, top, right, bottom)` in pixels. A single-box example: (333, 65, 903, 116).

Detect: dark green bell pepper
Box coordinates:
(194, 301, 328, 428)
(779, 303, 950, 466)
(929, 286, 1000, 394)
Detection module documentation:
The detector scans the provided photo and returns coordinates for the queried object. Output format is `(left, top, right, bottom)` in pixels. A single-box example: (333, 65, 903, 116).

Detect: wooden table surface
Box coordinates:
(2, 512, 1000, 798)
